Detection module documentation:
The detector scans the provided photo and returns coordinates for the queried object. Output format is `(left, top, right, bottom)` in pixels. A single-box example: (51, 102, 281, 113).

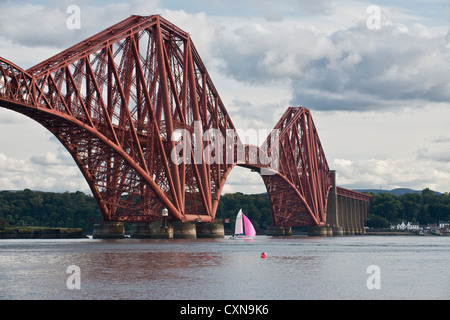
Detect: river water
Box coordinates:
(0, 235, 449, 301)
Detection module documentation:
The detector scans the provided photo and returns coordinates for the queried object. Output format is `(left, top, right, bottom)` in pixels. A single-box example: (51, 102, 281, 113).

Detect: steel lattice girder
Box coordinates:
(258, 107, 332, 226)
(0, 15, 239, 223)
(0, 15, 333, 226)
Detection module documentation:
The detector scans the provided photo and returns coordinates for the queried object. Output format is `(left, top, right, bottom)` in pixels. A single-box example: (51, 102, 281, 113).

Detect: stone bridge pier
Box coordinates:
(309, 171, 372, 236)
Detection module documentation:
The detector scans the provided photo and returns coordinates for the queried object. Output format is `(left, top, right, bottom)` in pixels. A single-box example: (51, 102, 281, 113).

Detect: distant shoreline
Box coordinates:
(0, 227, 88, 239)
(364, 230, 448, 236)
(364, 231, 417, 236)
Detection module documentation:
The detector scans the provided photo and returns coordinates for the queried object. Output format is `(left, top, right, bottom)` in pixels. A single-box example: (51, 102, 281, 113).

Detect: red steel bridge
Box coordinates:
(0, 15, 370, 234)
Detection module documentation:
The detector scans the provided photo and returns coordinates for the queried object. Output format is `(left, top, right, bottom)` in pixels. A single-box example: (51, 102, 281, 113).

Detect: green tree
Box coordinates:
(369, 193, 403, 222)
(365, 214, 389, 228)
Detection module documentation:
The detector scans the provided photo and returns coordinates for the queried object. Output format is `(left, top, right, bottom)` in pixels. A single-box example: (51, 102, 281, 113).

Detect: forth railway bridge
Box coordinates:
(0, 15, 371, 239)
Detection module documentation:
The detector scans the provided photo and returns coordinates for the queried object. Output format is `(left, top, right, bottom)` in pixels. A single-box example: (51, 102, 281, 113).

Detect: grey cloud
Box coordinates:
(30, 153, 60, 166)
(29, 150, 75, 166)
(227, 99, 284, 134)
(255, 0, 333, 16)
(263, 11, 284, 22)
(333, 157, 450, 191)
(291, 0, 333, 15)
(416, 148, 450, 163)
(0, 1, 159, 49)
(432, 136, 450, 143)
(214, 19, 450, 112)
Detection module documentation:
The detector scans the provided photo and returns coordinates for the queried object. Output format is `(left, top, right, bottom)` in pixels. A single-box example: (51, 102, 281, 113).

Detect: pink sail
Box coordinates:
(243, 213, 256, 238)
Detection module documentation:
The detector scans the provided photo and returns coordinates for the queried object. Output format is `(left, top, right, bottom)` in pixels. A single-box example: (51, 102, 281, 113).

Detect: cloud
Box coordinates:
(333, 157, 450, 191)
(0, 0, 160, 49)
(255, 0, 333, 16)
(432, 136, 450, 144)
(1, 0, 450, 195)
(30, 152, 61, 166)
(211, 11, 450, 112)
(0, 152, 88, 192)
(417, 149, 450, 163)
(2, 2, 449, 114)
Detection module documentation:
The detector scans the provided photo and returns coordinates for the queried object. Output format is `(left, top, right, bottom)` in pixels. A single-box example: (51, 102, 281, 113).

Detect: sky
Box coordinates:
(0, 0, 450, 195)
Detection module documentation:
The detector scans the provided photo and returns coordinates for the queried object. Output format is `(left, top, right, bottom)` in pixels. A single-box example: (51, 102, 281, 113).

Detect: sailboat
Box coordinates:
(230, 209, 256, 239)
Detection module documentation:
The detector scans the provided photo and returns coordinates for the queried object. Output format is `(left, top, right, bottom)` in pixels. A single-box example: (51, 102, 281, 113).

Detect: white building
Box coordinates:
(391, 221, 420, 231)
(439, 221, 449, 229)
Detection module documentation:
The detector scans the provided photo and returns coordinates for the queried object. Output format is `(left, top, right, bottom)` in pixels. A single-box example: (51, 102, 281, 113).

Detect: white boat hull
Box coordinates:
(230, 234, 254, 240)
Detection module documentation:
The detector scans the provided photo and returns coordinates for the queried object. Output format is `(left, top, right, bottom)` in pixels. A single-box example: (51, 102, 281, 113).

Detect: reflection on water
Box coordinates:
(0, 236, 449, 300)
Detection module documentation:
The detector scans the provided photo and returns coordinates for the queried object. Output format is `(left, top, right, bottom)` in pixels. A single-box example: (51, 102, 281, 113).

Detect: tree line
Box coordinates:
(0, 189, 272, 233)
(0, 189, 102, 232)
(365, 188, 450, 228)
(1, 188, 448, 232)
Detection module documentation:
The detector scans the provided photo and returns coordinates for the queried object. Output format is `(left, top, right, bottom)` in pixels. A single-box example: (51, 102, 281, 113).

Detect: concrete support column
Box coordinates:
(326, 226, 333, 236)
(326, 170, 339, 227)
(130, 222, 174, 239)
(152, 225, 174, 239)
(359, 200, 365, 234)
(338, 195, 346, 235)
(93, 221, 125, 239)
(341, 197, 347, 234)
(346, 197, 354, 235)
(173, 222, 197, 239)
(130, 223, 153, 238)
(267, 226, 292, 236)
(362, 201, 368, 233)
(353, 199, 361, 234)
(196, 222, 225, 238)
(359, 200, 364, 234)
(332, 226, 344, 236)
(308, 225, 328, 237)
(343, 196, 349, 235)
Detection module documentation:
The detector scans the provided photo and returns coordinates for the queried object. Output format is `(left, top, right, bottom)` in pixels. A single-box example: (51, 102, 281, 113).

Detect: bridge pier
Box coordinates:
(325, 170, 372, 236)
(93, 222, 125, 239)
(337, 191, 372, 235)
(332, 226, 344, 236)
(307, 226, 328, 237)
(307, 225, 343, 237)
(266, 226, 292, 236)
(130, 222, 174, 239)
(127, 222, 227, 239)
(196, 222, 225, 238)
(152, 225, 174, 239)
(172, 222, 197, 239)
(326, 171, 339, 227)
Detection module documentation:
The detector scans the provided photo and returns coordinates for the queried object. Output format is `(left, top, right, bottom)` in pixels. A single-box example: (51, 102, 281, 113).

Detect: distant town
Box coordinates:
(387, 221, 450, 236)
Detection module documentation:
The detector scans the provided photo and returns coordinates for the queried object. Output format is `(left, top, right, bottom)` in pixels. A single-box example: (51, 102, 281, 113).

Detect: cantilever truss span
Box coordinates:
(0, 15, 332, 226)
(259, 107, 332, 226)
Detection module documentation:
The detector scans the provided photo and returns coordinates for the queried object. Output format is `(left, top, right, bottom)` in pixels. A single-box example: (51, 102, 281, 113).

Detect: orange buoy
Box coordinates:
(261, 252, 267, 259)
